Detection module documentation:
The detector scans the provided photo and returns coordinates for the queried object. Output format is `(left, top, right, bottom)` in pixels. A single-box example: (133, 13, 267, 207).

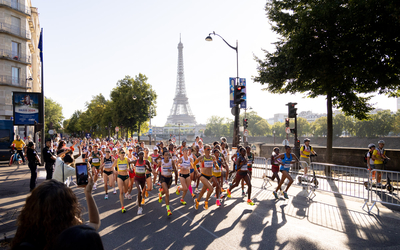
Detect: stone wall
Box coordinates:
(256, 143, 400, 171)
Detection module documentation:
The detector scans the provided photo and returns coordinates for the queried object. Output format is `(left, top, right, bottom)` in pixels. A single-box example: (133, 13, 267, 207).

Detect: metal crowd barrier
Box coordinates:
(365, 169, 400, 213)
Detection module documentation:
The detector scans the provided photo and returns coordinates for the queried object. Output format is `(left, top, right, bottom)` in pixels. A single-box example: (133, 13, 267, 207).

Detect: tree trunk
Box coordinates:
(326, 91, 333, 163)
(138, 122, 141, 142)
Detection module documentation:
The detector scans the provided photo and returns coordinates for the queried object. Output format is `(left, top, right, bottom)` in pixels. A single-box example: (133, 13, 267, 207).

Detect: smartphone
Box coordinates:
(75, 162, 88, 186)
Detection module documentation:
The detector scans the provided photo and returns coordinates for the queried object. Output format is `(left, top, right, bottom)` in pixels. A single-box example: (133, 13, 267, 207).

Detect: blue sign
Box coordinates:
(229, 77, 235, 108)
(13, 92, 42, 125)
(86, 133, 91, 138)
(239, 78, 247, 109)
(149, 129, 152, 135)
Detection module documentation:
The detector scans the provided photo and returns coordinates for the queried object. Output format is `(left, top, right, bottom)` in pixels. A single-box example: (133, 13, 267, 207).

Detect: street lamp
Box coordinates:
(205, 31, 240, 147)
(273, 130, 276, 145)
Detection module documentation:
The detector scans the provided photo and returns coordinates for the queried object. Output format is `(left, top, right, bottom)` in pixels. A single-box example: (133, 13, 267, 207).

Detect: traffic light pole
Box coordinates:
(294, 116, 300, 159)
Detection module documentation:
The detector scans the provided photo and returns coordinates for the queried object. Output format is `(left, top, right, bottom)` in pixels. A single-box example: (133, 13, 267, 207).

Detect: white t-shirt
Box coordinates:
(367, 152, 374, 165)
(53, 157, 76, 183)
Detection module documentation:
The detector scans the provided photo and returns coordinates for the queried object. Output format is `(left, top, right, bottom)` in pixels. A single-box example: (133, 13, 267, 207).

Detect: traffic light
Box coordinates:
(290, 128, 296, 134)
(288, 103, 297, 118)
(234, 85, 246, 105)
(243, 118, 248, 128)
(285, 118, 290, 127)
(238, 134, 242, 143)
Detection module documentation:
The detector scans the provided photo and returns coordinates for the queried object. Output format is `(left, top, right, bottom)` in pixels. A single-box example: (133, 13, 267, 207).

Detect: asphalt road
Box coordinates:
(2, 159, 400, 249)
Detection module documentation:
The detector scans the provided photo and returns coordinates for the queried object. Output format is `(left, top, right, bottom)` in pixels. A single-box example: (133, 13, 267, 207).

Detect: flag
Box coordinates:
(38, 28, 43, 62)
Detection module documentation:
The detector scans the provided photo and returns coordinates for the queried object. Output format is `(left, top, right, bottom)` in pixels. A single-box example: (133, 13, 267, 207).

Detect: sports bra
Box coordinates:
(135, 160, 146, 174)
(161, 159, 173, 176)
(203, 156, 213, 168)
(281, 153, 293, 168)
(180, 156, 191, 169)
(104, 156, 113, 168)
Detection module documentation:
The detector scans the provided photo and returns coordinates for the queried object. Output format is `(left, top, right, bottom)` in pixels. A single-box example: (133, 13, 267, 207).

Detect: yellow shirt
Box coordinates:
(372, 149, 385, 164)
(300, 145, 311, 158)
(12, 140, 25, 150)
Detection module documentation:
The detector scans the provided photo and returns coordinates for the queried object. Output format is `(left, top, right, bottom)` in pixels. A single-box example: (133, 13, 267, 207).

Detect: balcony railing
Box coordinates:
(0, 49, 31, 64)
(0, 22, 31, 40)
(0, 0, 31, 15)
(0, 75, 25, 87)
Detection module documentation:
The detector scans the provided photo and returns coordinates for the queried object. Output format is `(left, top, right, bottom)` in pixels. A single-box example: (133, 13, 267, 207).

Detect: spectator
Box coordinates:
(11, 135, 26, 164)
(52, 225, 104, 250)
(26, 142, 41, 192)
(11, 178, 100, 250)
(53, 149, 76, 183)
(43, 138, 56, 180)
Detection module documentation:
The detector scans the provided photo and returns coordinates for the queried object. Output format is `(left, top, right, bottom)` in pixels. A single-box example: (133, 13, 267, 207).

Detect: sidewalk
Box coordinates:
(1, 161, 400, 249)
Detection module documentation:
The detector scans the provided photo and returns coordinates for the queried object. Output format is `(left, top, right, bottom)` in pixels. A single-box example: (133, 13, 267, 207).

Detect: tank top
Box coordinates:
(117, 157, 128, 171)
(135, 160, 146, 174)
(203, 156, 213, 168)
(161, 159, 173, 176)
(91, 151, 101, 166)
(104, 156, 113, 169)
(212, 158, 222, 174)
(238, 155, 248, 171)
(180, 156, 191, 170)
(151, 153, 160, 166)
(281, 153, 293, 168)
(247, 153, 254, 168)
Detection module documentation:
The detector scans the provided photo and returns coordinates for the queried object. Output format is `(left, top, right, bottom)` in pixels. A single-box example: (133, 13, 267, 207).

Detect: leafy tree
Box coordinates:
(205, 116, 230, 137)
(254, 0, 400, 162)
(311, 117, 327, 137)
(372, 110, 394, 137)
(252, 119, 271, 136)
(44, 97, 64, 136)
(297, 117, 311, 137)
(271, 122, 285, 138)
(393, 111, 400, 135)
(239, 111, 264, 136)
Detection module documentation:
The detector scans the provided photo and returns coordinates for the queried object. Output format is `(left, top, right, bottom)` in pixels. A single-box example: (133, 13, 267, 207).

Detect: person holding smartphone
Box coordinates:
(111, 148, 131, 213)
(53, 148, 76, 184)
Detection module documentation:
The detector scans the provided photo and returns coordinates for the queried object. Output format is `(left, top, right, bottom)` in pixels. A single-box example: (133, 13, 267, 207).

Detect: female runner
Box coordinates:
(273, 145, 299, 199)
(88, 144, 103, 190)
(158, 150, 176, 216)
(102, 149, 116, 199)
(176, 148, 194, 205)
(141, 148, 153, 204)
(111, 148, 131, 213)
(129, 151, 151, 215)
(193, 144, 218, 210)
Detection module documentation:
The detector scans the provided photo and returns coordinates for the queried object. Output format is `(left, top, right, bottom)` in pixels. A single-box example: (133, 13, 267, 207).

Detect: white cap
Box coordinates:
(101, 145, 106, 149)
(153, 146, 159, 150)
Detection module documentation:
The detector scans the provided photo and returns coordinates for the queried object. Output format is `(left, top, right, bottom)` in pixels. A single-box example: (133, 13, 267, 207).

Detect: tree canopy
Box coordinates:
(254, 0, 400, 161)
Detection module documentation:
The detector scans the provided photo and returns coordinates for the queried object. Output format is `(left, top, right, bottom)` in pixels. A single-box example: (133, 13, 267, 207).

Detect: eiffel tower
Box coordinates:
(165, 36, 197, 126)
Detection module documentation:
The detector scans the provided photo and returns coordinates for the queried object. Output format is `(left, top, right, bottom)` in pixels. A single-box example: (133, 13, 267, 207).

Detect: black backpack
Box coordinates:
(364, 151, 371, 163)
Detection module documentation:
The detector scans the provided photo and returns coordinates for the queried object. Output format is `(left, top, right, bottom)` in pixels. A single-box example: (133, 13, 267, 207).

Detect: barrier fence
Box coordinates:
(250, 157, 399, 213)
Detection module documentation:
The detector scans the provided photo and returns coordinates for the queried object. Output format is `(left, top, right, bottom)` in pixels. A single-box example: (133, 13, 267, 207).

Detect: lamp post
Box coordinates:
(205, 31, 240, 147)
(273, 130, 276, 145)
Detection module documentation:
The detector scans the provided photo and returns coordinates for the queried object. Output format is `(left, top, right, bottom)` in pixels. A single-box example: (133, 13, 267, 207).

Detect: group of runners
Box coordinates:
(70, 136, 261, 217)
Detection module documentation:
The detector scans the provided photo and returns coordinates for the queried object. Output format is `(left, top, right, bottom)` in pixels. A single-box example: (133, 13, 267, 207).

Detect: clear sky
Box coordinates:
(34, 0, 398, 127)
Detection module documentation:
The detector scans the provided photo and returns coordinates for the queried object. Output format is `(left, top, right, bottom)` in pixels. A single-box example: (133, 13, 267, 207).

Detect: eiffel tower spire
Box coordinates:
(165, 36, 197, 126)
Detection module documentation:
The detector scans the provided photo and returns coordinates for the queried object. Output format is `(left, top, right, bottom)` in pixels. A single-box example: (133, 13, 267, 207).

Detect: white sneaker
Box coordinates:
(93, 183, 97, 190)
(137, 206, 143, 215)
(128, 194, 132, 200)
(113, 190, 117, 194)
(124, 193, 128, 199)
(104, 194, 108, 200)
(194, 188, 200, 194)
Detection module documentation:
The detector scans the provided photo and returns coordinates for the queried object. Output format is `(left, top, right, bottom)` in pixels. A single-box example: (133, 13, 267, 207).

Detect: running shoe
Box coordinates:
(180, 199, 187, 205)
(247, 199, 255, 206)
(194, 188, 200, 194)
(227, 189, 231, 198)
(194, 199, 199, 210)
(283, 191, 289, 199)
(273, 191, 279, 199)
(153, 184, 157, 189)
(141, 198, 145, 205)
(176, 186, 180, 195)
(158, 192, 163, 203)
(137, 207, 143, 215)
(221, 188, 226, 192)
(145, 191, 149, 198)
(216, 199, 221, 206)
(124, 193, 128, 199)
(104, 194, 108, 200)
(128, 194, 132, 200)
(191, 193, 196, 198)
(121, 208, 126, 213)
(157, 182, 161, 186)
(93, 183, 97, 190)
(167, 209, 172, 216)
(203, 201, 209, 210)
(242, 190, 246, 196)
(113, 190, 117, 194)
(159, 188, 163, 193)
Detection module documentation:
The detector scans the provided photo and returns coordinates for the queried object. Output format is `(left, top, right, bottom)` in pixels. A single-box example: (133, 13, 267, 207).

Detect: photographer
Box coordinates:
(26, 142, 40, 192)
(53, 149, 76, 183)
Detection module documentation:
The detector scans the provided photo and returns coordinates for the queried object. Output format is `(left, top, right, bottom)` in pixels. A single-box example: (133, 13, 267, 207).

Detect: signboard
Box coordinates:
(239, 78, 247, 109)
(86, 133, 91, 138)
(285, 127, 291, 134)
(229, 77, 235, 108)
(149, 129, 152, 135)
(282, 139, 289, 146)
(243, 129, 248, 136)
(13, 92, 42, 125)
(49, 130, 54, 135)
(115, 126, 119, 132)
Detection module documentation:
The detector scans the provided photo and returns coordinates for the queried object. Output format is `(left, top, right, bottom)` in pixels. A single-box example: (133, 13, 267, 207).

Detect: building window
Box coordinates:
(12, 41, 20, 59)
(11, 0, 18, 9)
(12, 67, 19, 85)
(11, 16, 21, 36)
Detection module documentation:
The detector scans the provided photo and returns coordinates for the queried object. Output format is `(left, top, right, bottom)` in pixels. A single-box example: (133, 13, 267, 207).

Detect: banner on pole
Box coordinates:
(229, 77, 235, 108)
(13, 92, 42, 125)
